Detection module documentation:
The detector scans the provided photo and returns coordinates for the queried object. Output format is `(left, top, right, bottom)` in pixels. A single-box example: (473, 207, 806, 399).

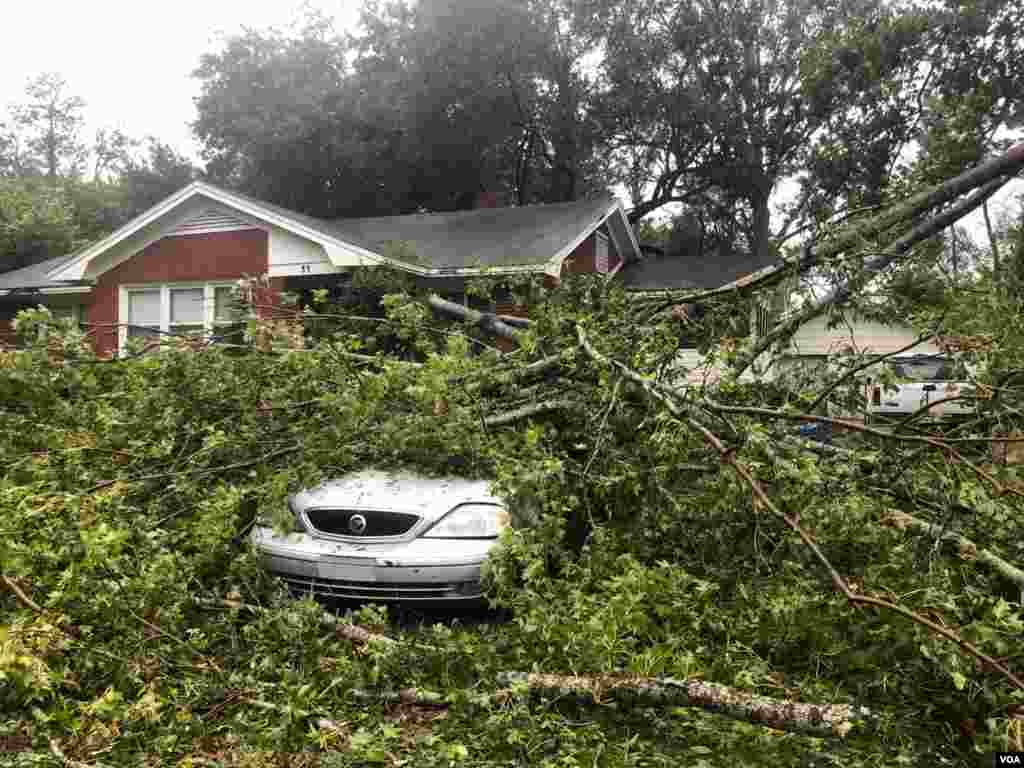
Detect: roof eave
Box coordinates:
(0, 285, 94, 297)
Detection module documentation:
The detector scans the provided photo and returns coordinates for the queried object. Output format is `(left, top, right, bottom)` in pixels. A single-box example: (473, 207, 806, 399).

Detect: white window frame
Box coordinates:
(118, 282, 240, 354)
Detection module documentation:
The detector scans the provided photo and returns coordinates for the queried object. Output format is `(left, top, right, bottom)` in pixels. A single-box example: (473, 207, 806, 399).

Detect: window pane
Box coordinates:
(214, 286, 236, 322)
(170, 288, 205, 324)
(127, 326, 160, 339)
(128, 290, 161, 326)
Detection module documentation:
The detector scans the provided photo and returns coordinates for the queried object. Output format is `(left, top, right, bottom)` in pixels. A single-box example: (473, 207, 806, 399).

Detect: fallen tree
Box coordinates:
(3, 147, 1024, 765)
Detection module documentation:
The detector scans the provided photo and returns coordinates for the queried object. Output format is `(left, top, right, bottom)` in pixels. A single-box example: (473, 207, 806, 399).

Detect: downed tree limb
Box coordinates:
(633, 142, 1024, 309)
(427, 294, 522, 342)
(881, 511, 1024, 590)
(483, 398, 581, 426)
(459, 350, 575, 397)
(575, 325, 1024, 693)
(252, 677, 876, 741)
(340, 673, 876, 738)
(732, 174, 1011, 375)
(496, 672, 877, 739)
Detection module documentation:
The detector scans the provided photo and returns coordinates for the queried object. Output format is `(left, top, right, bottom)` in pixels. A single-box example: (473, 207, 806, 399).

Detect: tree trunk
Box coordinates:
(983, 200, 1000, 287)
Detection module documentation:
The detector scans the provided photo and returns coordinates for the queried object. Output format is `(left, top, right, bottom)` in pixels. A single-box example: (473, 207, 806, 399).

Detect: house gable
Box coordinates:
(47, 183, 388, 283)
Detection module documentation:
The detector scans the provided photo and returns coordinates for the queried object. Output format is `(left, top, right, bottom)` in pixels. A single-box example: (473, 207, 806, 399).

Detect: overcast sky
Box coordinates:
(0, 0, 361, 162)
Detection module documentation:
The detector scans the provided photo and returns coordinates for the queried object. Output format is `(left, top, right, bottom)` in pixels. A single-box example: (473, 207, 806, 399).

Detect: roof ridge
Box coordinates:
(329, 194, 616, 224)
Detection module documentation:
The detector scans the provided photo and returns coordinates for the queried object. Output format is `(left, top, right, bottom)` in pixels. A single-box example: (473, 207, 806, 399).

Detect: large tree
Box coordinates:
(593, 0, 930, 265)
(192, 1, 610, 216)
(192, 14, 369, 217)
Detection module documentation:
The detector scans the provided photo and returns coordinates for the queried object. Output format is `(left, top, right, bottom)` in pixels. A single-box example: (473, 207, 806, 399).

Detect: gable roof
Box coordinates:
(18, 181, 637, 287)
(326, 197, 624, 270)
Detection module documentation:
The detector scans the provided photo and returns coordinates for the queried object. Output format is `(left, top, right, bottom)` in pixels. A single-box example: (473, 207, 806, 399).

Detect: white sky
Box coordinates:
(0, 0, 362, 162)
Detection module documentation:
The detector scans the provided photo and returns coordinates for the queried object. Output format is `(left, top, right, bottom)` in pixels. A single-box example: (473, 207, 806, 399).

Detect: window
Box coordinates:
(890, 356, 962, 382)
(121, 283, 240, 353)
(213, 286, 245, 344)
(127, 290, 161, 340)
(169, 287, 205, 338)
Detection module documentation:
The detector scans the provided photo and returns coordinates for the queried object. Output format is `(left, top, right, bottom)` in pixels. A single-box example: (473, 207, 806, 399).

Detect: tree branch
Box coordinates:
(426, 294, 523, 342)
(880, 511, 1024, 591)
(483, 398, 581, 426)
(732, 174, 1011, 375)
(496, 672, 876, 738)
(632, 142, 1024, 310)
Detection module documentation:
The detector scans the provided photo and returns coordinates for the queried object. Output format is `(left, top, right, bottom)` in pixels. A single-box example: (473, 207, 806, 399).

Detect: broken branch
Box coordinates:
(881, 510, 1024, 590)
(497, 672, 876, 738)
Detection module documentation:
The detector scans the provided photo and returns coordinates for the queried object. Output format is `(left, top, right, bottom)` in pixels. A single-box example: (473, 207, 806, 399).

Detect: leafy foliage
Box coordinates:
(2, 257, 1024, 764)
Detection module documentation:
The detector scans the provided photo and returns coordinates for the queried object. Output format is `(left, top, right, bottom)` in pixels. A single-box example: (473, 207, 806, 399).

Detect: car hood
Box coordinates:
(289, 469, 501, 522)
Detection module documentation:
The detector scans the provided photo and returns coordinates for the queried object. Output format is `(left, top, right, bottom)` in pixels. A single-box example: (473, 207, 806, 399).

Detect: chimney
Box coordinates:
(476, 190, 499, 209)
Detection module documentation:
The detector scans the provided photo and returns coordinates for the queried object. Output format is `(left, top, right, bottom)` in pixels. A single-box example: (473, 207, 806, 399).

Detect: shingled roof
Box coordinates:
(326, 197, 621, 270)
(618, 244, 777, 292)
(0, 253, 90, 294)
(3, 181, 637, 289)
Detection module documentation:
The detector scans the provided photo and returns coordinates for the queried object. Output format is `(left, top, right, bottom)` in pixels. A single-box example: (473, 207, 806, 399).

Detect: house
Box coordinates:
(775, 312, 943, 373)
(0, 182, 641, 356)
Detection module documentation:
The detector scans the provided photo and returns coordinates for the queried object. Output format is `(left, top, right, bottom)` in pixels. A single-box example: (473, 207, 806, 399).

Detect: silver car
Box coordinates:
(250, 470, 510, 601)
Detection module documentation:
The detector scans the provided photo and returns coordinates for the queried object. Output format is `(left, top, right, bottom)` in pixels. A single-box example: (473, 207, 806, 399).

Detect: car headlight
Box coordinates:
(288, 498, 307, 533)
(422, 504, 510, 539)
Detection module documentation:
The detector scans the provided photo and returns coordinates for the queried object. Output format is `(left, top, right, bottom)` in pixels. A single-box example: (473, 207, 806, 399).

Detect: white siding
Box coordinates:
(268, 227, 339, 278)
(784, 314, 942, 357)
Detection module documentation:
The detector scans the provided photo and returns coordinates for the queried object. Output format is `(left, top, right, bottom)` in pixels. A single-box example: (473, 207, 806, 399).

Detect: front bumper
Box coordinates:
(251, 527, 495, 601)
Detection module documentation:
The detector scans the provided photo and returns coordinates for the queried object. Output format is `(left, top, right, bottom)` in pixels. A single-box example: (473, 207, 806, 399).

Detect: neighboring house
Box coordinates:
(618, 242, 781, 386)
(776, 312, 943, 372)
(0, 182, 640, 356)
(773, 311, 974, 418)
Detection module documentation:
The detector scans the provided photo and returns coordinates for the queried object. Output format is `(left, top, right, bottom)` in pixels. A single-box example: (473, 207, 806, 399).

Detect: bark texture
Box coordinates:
(496, 672, 876, 738)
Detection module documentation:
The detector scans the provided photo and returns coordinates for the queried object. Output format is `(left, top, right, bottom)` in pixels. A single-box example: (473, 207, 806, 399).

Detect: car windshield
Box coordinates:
(890, 357, 959, 381)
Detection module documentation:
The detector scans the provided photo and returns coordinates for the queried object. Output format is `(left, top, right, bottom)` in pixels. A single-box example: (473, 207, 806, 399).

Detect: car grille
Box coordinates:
(304, 509, 420, 537)
(272, 572, 482, 601)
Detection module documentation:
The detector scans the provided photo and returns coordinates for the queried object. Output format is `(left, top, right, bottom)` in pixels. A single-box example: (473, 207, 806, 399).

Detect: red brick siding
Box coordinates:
(88, 229, 270, 357)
